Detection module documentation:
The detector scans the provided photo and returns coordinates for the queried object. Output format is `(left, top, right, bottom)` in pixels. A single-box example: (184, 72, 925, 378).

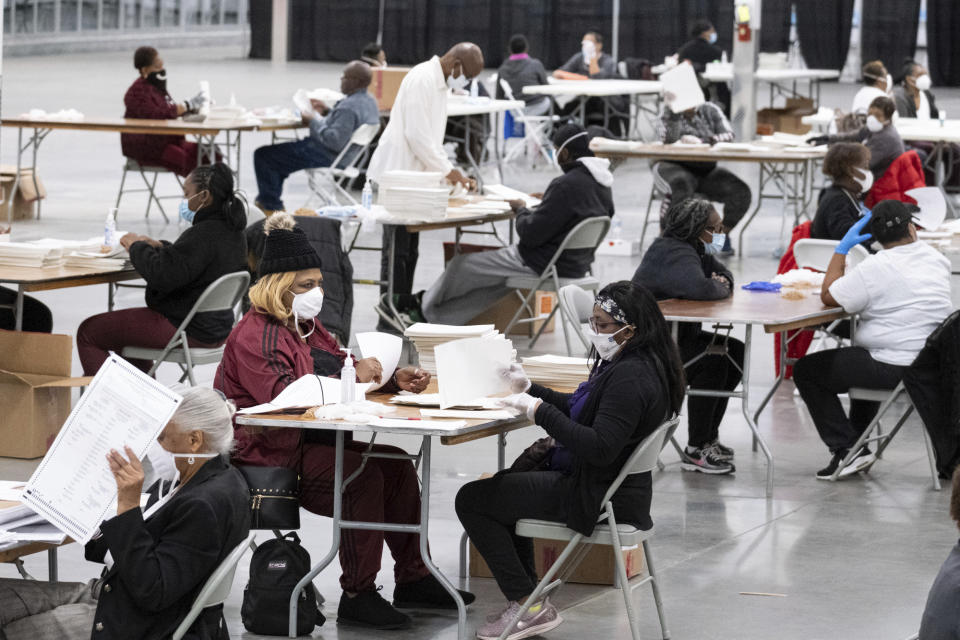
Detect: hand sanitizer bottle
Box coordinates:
(104, 207, 118, 246)
(340, 349, 356, 404)
(362, 179, 373, 210)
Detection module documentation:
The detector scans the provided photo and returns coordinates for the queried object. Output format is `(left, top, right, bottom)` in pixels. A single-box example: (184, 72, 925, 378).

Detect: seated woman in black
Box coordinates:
(632, 197, 742, 475)
(812, 142, 872, 241)
(456, 281, 685, 640)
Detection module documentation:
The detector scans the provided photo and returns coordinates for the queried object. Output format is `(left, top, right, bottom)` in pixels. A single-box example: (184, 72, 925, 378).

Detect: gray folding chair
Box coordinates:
(828, 381, 940, 489)
(116, 158, 184, 224)
(170, 533, 255, 640)
(304, 122, 381, 208)
(122, 271, 250, 385)
(557, 284, 595, 354)
(496, 418, 680, 640)
(641, 163, 671, 248)
(503, 216, 611, 355)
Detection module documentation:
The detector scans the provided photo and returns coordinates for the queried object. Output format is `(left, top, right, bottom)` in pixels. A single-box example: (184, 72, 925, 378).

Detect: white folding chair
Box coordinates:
(828, 382, 941, 489)
(557, 284, 594, 354)
(122, 271, 250, 385)
(503, 216, 611, 355)
(170, 533, 255, 640)
(642, 166, 671, 249)
(499, 79, 557, 168)
(115, 158, 184, 224)
(496, 418, 680, 640)
(304, 122, 381, 208)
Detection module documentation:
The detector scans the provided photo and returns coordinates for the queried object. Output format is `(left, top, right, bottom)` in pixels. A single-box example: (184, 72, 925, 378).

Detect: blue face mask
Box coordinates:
(178, 192, 204, 224)
(703, 232, 726, 255)
(708, 32, 718, 44)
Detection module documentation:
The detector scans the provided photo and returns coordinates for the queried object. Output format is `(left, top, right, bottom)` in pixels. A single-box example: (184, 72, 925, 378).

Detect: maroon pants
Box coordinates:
(77, 307, 219, 376)
(160, 140, 201, 178)
(299, 440, 429, 592)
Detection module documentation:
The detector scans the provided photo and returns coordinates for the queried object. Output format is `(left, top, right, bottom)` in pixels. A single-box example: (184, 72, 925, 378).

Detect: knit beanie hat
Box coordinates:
(258, 213, 324, 277)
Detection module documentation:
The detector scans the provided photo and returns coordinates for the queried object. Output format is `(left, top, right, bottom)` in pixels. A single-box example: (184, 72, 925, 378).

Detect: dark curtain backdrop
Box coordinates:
(248, 0, 271, 59)
(927, 0, 960, 86)
(861, 0, 920, 81)
(760, 0, 792, 53)
(795, 0, 854, 71)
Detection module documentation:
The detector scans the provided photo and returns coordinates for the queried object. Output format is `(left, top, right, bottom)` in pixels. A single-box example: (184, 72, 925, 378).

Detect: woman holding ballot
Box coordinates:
(456, 281, 685, 640)
(214, 213, 470, 631)
(0, 386, 250, 640)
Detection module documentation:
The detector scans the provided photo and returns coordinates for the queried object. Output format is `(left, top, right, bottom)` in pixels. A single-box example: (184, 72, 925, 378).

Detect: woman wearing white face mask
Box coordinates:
(214, 213, 465, 630)
(809, 96, 904, 183)
(459, 281, 684, 640)
(810, 142, 876, 242)
(0, 387, 250, 640)
(894, 60, 939, 121)
(632, 198, 742, 475)
(851, 60, 891, 115)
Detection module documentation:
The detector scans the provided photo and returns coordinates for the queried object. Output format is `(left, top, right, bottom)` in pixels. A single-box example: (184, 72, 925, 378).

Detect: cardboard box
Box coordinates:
(0, 331, 89, 458)
(468, 536, 645, 586)
(757, 97, 816, 136)
(370, 67, 410, 111)
(0, 164, 46, 220)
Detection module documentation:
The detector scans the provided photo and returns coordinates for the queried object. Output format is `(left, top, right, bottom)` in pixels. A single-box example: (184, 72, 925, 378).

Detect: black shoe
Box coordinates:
(816, 450, 848, 480)
(337, 587, 412, 630)
(393, 573, 476, 610)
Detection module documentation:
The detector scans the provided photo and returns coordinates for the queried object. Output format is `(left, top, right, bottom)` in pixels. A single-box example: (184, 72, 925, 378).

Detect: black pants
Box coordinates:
(455, 471, 570, 602)
(793, 347, 907, 454)
(379, 226, 419, 296)
(0, 286, 52, 332)
(680, 330, 745, 448)
(655, 161, 752, 230)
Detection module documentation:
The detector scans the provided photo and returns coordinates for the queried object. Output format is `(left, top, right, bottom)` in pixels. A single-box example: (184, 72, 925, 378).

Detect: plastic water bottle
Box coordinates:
(362, 179, 373, 210)
(104, 208, 118, 246)
(340, 349, 356, 404)
(940, 109, 947, 128)
(721, 51, 728, 65)
(611, 217, 623, 240)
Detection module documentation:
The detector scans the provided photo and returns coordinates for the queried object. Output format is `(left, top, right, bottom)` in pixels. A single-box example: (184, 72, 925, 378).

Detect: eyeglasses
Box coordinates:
(589, 318, 622, 333)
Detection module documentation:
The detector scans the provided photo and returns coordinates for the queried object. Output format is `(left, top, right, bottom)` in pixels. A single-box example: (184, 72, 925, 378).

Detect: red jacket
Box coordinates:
(214, 309, 355, 467)
(121, 77, 187, 169)
(865, 150, 926, 208)
(774, 221, 814, 378)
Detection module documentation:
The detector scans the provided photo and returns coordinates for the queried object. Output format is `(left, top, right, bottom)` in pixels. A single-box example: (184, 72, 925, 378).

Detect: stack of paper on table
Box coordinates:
(483, 184, 542, 208)
(25, 236, 130, 269)
(522, 354, 591, 386)
(390, 392, 504, 410)
(0, 482, 67, 550)
(378, 171, 449, 220)
(404, 323, 515, 375)
(0, 242, 63, 268)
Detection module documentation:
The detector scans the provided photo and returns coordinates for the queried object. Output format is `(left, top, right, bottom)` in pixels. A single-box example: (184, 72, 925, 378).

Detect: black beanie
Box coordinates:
(258, 213, 324, 277)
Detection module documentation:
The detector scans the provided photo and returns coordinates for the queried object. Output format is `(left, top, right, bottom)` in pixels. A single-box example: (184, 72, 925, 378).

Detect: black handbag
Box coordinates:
(237, 432, 304, 530)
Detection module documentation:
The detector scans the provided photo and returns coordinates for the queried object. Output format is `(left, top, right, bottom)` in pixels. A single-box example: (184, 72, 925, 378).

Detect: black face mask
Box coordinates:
(145, 70, 167, 93)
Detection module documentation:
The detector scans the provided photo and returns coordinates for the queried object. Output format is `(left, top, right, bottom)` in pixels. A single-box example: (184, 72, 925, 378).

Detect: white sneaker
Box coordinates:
(837, 448, 877, 478)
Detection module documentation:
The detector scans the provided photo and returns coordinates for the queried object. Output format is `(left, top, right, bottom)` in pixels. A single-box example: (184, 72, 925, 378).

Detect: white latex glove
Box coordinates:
(498, 363, 531, 394)
(497, 393, 541, 420)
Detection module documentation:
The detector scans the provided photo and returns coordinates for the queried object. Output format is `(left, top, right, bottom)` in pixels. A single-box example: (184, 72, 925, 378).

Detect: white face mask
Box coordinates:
(447, 66, 469, 92)
(588, 325, 631, 361)
(581, 40, 596, 63)
(290, 287, 324, 336)
(916, 74, 932, 91)
(703, 232, 726, 255)
(853, 168, 874, 193)
(866, 114, 884, 133)
(886, 73, 894, 95)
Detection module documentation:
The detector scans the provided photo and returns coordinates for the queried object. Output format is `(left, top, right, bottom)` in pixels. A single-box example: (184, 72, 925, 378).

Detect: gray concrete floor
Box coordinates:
(2, 47, 959, 639)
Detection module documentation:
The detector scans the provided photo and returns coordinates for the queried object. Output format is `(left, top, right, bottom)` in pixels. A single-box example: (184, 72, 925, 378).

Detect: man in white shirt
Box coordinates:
(367, 43, 482, 322)
(793, 200, 953, 480)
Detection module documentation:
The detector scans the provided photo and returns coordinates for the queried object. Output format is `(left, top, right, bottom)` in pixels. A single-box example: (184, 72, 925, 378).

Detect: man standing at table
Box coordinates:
(367, 42, 482, 327)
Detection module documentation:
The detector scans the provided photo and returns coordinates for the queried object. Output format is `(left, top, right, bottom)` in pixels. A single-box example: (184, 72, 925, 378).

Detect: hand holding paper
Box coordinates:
(107, 445, 145, 515)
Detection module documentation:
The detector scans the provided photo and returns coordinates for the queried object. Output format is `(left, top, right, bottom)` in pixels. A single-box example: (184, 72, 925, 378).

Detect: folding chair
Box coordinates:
(502, 216, 611, 356)
(498, 79, 557, 168)
(304, 123, 381, 208)
(122, 271, 250, 385)
(497, 418, 680, 640)
(170, 533, 255, 640)
(828, 381, 941, 489)
(557, 284, 594, 354)
(115, 158, 184, 224)
(642, 164, 671, 249)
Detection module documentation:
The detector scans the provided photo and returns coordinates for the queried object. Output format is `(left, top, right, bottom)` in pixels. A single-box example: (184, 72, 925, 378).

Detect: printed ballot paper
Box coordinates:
(356, 332, 403, 392)
(435, 337, 513, 409)
(659, 61, 705, 113)
(22, 355, 182, 545)
(906, 187, 947, 231)
(237, 374, 373, 414)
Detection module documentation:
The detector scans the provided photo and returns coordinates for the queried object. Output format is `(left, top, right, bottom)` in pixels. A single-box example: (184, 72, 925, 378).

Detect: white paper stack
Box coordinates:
(0, 242, 63, 268)
(378, 171, 449, 220)
(25, 236, 129, 269)
(483, 184, 542, 208)
(404, 323, 515, 375)
(521, 354, 591, 387)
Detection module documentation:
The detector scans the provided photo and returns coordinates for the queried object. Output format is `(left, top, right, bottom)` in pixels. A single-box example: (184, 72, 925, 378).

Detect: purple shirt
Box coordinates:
(509, 53, 530, 61)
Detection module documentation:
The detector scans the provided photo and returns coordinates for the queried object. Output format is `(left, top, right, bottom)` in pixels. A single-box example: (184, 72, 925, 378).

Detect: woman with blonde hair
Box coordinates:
(214, 213, 470, 631)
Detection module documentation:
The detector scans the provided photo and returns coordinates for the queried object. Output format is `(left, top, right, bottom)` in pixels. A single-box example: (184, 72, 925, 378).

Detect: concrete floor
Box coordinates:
(1, 47, 958, 639)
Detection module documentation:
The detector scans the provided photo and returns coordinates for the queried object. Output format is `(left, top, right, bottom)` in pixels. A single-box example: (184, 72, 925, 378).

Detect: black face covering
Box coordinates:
(145, 70, 168, 93)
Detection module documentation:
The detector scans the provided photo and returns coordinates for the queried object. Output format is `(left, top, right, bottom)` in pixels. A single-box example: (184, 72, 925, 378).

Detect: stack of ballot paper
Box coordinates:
(0, 242, 63, 268)
(522, 354, 591, 387)
(405, 323, 515, 375)
(63, 244, 129, 269)
(378, 171, 449, 220)
(483, 184, 542, 208)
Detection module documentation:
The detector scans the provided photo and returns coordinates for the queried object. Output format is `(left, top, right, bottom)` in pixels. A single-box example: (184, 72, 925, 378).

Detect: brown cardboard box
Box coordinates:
(468, 537, 645, 586)
(469, 290, 557, 336)
(0, 331, 90, 458)
(0, 164, 47, 220)
(370, 67, 410, 111)
(757, 97, 816, 136)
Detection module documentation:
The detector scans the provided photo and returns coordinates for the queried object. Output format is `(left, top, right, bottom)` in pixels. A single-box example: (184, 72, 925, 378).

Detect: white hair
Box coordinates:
(169, 386, 236, 456)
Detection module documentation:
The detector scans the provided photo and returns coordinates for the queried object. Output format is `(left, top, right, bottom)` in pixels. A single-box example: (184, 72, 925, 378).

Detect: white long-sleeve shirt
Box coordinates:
(367, 56, 454, 183)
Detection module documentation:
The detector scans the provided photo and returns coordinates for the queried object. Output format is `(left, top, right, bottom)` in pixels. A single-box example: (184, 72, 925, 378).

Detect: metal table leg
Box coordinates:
(47, 547, 58, 582)
(740, 324, 774, 496)
(14, 285, 25, 331)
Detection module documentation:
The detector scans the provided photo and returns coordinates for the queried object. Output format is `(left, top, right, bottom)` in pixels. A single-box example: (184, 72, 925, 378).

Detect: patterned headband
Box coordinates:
(595, 294, 629, 324)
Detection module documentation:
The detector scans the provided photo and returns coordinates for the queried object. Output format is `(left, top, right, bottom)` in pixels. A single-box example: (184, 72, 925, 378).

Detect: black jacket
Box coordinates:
(677, 38, 723, 74)
(528, 351, 671, 536)
(631, 236, 733, 348)
(812, 185, 862, 241)
(129, 208, 247, 344)
(84, 456, 251, 640)
(496, 56, 549, 105)
(515, 161, 614, 277)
